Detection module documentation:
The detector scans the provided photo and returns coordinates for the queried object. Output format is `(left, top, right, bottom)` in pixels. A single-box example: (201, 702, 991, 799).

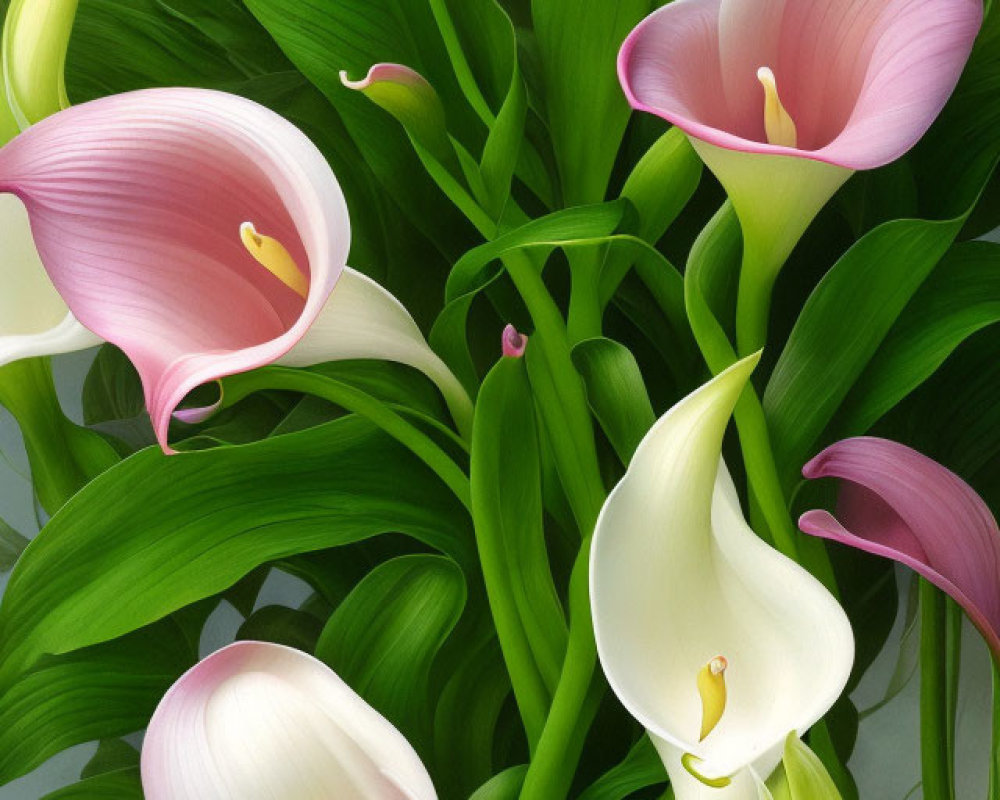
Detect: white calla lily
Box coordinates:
(0, 193, 99, 367)
(590, 354, 853, 797)
(141, 640, 437, 800)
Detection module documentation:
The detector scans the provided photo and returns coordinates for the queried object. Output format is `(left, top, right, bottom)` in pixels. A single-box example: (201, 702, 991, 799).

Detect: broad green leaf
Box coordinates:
(572, 338, 655, 464)
(40, 768, 142, 800)
(471, 357, 567, 746)
(315, 554, 466, 761)
(236, 604, 324, 652)
(912, 5, 1000, 224)
(469, 765, 528, 799)
(0, 617, 193, 786)
(80, 739, 139, 779)
(531, 0, 650, 204)
(620, 127, 703, 245)
(65, 0, 288, 100)
(433, 635, 512, 798)
(0, 517, 28, 572)
(0, 415, 471, 684)
(81, 345, 144, 427)
(833, 241, 1000, 437)
(781, 734, 843, 800)
(763, 212, 969, 487)
(577, 736, 667, 800)
(479, 69, 528, 218)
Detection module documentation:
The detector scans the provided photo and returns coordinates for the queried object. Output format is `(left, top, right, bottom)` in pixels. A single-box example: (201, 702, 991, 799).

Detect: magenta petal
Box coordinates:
(0, 88, 350, 451)
(799, 437, 1000, 658)
(619, 0, 982, 169)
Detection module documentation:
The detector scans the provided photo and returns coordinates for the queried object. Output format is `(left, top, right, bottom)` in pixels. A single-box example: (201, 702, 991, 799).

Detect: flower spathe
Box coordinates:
(618, 0, 982, 349)
(141, 640, 437, 800)
(800, 436, 1000, 661)
(0, 87, 350, 451)
(591, 354, 853, 796)
(618, 0, 982, 170)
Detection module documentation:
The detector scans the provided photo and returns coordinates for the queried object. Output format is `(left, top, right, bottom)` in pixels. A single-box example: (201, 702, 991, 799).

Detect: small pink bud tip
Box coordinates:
(501, 324, 527, 358)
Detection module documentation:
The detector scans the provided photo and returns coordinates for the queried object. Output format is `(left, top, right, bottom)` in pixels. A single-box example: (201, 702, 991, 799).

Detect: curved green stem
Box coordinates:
(920, 580, 954, 800)
(0, 357, 118, 513)
(519, 538, 600, 799)
(219, 367, 472, 513)
(499, 250, 607, 799)
(734, 249, 777, 357)
(685, 204, 842, 592)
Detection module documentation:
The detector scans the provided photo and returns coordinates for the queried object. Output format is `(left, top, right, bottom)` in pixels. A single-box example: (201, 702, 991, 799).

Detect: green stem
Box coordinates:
(566, 247, 605, 345)
(519, 538, 600, 799)
(499, 251, 606, 799)
(734, 245, 777, 357)
(504, 250, 605, 533)
(920, 580, 954, 800)
(220, 367, 472, 512)
(684, 204, 840, 591)
(0, 357, 117, 513)
(944, 598, 962, 787)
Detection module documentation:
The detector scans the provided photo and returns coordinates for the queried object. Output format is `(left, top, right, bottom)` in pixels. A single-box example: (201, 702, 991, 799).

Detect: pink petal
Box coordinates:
(619, 0, 982, 169)
(141, 641, 437, 800)
(799, 437, 1000, 659)
(0, 88, 350, 452)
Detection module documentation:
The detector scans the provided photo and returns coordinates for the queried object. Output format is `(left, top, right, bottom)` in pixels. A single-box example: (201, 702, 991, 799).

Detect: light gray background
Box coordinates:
(1, 227, 999, 798)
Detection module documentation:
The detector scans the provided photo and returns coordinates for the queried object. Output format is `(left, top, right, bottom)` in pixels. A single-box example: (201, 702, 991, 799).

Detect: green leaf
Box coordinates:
(763, 212, 969, 486)
(80, 739, 139, 780)
(479, 69, 527, 218)
(236, 604, 324, 652)
(0, 617, 193, 786)
(471, 357, 567, 746)
(530, 0, 650, 204)
(620, 126, 703, 245)
(577, 736, 667, 800)
(0, 517, 28, 572)
(433, 635, 512, 798)
(781, 733, 844, 800)
(430, 200, 627, 389)
(315, 554, 466, 760)
(572, 338, 655, 464)
(469, 765, 528, 799)
(0, 415, 470, 685)
(833, 241, 1000, 437)
(39, 768, 142, 800)
(81, 345, 144, 427)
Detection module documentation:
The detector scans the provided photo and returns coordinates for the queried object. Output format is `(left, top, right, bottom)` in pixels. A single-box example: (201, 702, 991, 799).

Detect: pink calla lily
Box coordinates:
(799, 437, 1000, 660)
(0, 87, 350, 451)
(142, 641, 437, 799)
(618, 0, 982, 170)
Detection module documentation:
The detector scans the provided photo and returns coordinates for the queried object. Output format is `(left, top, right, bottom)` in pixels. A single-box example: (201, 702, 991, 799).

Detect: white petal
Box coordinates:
(591, 354, 853, 783)
(141, 641, 437, 800)
(278, 266, 472, 432)
(0, 193, 100, 365)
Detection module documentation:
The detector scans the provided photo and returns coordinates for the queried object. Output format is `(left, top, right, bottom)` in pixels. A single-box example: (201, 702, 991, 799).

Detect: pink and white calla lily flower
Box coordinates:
(141, 640, 437, 800)
(0, 87, 470, 450)
(800, 436, 1000, 661)
(591, 355, 853, 798)
(618, 0, 982, 350)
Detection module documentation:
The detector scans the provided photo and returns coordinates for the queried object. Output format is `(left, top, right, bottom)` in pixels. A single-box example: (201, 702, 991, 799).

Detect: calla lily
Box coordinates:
(141, 640, 437, 800)
(618, 0, 981, 349)
(591, 354, 853, 797)
(799, 436, 1000, 661)
(0, 87, 470, 450)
